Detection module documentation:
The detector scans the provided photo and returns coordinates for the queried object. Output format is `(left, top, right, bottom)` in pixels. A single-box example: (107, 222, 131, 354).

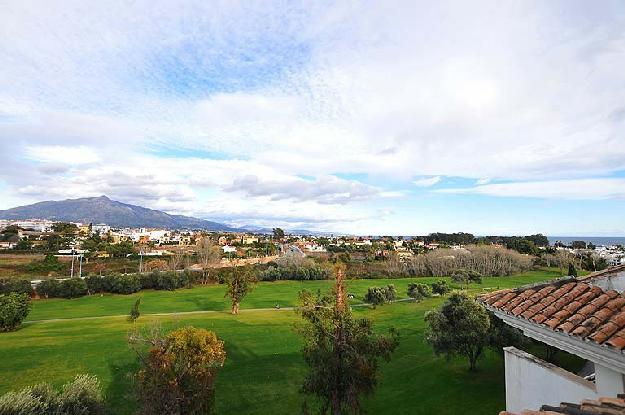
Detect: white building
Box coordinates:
(480, 265, 625, 413)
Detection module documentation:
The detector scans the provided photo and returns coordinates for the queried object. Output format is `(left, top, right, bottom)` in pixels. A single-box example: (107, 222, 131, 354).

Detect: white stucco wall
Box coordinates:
(589, 270, 625, 293)
(504, 347, 597, 413)
(595, 363, 625, 397)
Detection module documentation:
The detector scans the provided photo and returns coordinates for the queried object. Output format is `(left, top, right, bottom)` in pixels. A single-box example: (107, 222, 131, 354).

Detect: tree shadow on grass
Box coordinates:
(105, 360, 139, 415)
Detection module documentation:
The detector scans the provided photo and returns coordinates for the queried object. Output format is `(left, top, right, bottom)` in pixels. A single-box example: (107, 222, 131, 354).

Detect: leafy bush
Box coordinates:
(132, 327, 226, 415)
(0, 279, 32, 296)
(363, 285, 396, 307)
(25, 254, 65, 273)
(451, 269, 483, 286)
(58, 279, 88, 298)
(0, 375, 105, 415)
(36, 279, 60, 298)
(85, 275, 105, 293)
(103, 274, 141, 294)
(0, 293, 31, 331)
(407, 283, 431, 300)
(156, 271, 180, 291)
(257, 265, 331, 281)
(431, 280, 450, 295)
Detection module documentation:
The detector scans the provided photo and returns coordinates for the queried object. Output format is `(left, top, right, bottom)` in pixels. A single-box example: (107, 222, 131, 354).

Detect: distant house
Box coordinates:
(479, 265, 625, 413)
(0, 241, 16, 250)
(222, 245, 236, 254)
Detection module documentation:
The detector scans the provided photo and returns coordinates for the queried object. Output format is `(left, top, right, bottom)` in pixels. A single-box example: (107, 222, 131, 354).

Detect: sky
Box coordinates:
(1, 1, 625, 236)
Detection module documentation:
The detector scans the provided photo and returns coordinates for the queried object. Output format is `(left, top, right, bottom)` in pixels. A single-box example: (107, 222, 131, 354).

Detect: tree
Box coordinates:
(431, 280, 450, 295)
(0, 293, 31, 331)
(197, 237, 221, 284)
(130, 326, 226, 415)
(425, 292, 490, 371)
(487, 312, 527, 355)
(224, 266, 256, 314)
(407, 283, 431, 301)
(129, 298, 141, 323)
(570, 240, 587, 250)
(14, 238, 33, 251)
(272, 227, 285, 240)
(363, 285, 396, 307)
(568, 263, 578, 277)
(297, 266, 398, 414)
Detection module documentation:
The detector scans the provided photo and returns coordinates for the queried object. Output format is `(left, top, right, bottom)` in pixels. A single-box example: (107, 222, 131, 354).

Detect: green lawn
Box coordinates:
(0, 268, 568, 414)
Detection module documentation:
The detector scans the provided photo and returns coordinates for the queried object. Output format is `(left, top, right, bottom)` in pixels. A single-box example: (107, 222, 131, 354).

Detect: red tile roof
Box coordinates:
(479, 277, 625, 352)
(500, 395, 625, 414)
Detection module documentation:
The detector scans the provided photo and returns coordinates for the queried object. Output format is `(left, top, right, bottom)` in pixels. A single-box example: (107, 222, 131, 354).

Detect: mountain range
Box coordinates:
(0, 196, 238, 231)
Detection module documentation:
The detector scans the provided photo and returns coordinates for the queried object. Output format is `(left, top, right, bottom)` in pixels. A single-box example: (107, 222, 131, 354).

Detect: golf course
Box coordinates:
(0, 268, 573, 414)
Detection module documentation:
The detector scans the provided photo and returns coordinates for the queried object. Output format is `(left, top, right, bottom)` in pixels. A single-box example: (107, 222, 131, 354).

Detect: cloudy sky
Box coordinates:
(1, 1, 625, 235)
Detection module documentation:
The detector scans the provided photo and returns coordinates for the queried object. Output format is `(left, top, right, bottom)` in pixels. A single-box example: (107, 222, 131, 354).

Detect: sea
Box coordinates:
(548, 236, 625, 246)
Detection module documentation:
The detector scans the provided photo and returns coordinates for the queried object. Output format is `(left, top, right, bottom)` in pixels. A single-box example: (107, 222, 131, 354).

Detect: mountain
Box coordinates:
(0, 196, 238, 231)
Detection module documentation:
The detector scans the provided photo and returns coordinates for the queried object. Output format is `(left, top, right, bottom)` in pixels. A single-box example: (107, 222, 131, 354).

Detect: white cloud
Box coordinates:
(24, 145, 100, 165)
(413, 176, 442, 187)
(1, 2, 625, 232)
(437, 178, 625, 200)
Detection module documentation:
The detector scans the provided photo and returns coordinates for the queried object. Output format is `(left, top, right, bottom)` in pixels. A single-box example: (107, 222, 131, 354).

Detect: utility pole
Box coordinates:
(139, 249, 144, 273)
(78, 253, 83, 278)
(70, 249, 75, 278)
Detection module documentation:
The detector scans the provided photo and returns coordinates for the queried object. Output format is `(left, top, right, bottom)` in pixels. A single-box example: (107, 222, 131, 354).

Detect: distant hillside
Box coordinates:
(0, 196, 238, 231)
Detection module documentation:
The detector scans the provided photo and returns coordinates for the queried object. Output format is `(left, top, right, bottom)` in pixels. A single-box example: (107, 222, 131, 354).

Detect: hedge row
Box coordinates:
(36, 270, 204, 299)
(257, 265, 331, 281)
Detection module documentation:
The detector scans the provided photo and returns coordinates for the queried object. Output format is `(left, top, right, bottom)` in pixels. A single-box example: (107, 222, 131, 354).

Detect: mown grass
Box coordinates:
(0, 268, 570, 414)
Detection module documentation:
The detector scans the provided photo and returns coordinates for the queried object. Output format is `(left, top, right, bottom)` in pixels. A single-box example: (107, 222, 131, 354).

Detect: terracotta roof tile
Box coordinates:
(478, 271, 625, 351)
(504, 395, 625, 414)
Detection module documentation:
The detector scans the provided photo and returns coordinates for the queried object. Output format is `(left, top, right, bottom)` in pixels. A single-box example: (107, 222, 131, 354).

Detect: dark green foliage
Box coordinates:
(568, 263, 578, 277)
(225, 266, 256, 314)
(128, 298, 141, 323)
(36, 279, 61, 298)
(0, 292, 31, 331)
(59, 279, 88, 298)
(363, 285, 396, 307)
(487, 312, 527, 354)
(425, 292, 490, 371)
(407, 283, 431, 300)
(0, 279, 33, 295)
(36, 278, 87, 298)
(103, 274, 142, 294)
(25, 254, 65, 273)
(257, 265, 331, 281)
(297, 289, 399, 414)
(431, 280, 450, 295)
(0, 374, 105, 414)
(451, 269, 482, 286)
(85, 275, 106, 293)
(14, 238, 33, 251)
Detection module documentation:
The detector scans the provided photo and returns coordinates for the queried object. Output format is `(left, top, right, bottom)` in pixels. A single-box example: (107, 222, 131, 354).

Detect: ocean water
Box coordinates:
(548, 236, 625, 246)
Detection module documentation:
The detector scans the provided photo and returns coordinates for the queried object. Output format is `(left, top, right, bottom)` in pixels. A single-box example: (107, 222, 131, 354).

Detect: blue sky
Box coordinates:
(1, 1, 625, 235)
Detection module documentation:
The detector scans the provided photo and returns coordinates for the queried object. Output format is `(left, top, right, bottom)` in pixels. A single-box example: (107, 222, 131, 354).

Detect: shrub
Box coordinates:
(156, 271, 180, 291)
(132, 327, 226, 415)
(103, 274, 141, 294)
(451, 269, 482, 286)
(36, 279, 61, 298)
(57, 374, 106, 414)
(431, 280, 450, 295)
(407, 283, 431, 300)
(0, 293, 31, 331)
(25, 254, 65, 273)
(363, 285, 396, 307)
(0, 279, 32, 296)
(257, 265, 331, 282)
(0, 375, 105, 415)
(58, 279, 88, 298)
(85, 275, 105, 294)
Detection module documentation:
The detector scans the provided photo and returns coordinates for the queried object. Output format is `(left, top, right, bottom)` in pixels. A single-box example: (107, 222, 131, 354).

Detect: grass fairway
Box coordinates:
(0, 268, 566, 414)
